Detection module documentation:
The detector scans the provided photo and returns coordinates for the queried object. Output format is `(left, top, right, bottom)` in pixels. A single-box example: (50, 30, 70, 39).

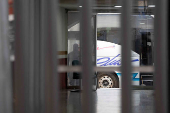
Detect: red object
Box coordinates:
(9, 0, 13, 14)
(58, 58, 67, 89)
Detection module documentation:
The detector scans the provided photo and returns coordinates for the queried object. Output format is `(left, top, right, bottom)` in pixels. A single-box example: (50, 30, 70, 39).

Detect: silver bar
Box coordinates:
(29, 0, 35, 112)
(0, 0, 13, 113)
(34, 0, 41, 113)
(57, 66, 154, 73)
(132, 66, 154, 72)
(154, 0, 168, 112)
(40, 0, 59, 113)
(14, 0, 30, 113)
(94, 15, 97, 65)
(80, 0, 94, 113)
(14, 0, 40, 113)
(121, 0, 132, 113)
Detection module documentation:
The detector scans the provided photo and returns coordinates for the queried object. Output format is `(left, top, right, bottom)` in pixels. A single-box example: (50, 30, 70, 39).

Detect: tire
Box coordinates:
(97, 72, 119, 88)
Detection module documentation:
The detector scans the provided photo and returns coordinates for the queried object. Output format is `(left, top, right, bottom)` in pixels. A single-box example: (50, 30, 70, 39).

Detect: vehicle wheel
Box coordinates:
(97, 72, 119, 88)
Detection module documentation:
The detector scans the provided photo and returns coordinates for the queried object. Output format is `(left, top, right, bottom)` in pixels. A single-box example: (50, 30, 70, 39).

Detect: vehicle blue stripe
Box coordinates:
(116, 73, 139, 81)
(131, 59, 139, 62)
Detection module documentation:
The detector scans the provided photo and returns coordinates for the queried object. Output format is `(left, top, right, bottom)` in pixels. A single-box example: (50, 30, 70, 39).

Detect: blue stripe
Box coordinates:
(116, 73, 139, 81)
(131, 59, 139, 62)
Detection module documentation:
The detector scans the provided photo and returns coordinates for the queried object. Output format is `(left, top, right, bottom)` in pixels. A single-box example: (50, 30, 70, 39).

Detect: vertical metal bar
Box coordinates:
(94, 15, 97, 66)
(80, 0, 94, 113)
(154, 0, 168, 112)
(14, 1, 41, 113)
(34, 0, 41, 113)
(29, 0, 35, 113)
(14, 0, 30, 113)
(0, 0, 13, 113)
(40, 0, 59, 113)
(121, 0, 132, 113)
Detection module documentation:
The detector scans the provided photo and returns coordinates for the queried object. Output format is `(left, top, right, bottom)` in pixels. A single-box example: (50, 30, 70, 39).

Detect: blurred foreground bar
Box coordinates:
(81, 0, 94, 113)
(14, 0, 59, 113)
(121, 0, 132, 113)
(154, 0, 168, 113)
(0, 0, 13, 113)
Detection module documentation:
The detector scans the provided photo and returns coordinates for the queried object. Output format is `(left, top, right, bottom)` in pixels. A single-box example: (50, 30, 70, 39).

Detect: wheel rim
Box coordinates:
(98, 75, 113, 88)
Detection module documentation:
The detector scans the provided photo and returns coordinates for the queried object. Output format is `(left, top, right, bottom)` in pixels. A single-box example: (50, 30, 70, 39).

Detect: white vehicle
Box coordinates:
(68, 40, 140, 88)
(96, 40, 140, 88)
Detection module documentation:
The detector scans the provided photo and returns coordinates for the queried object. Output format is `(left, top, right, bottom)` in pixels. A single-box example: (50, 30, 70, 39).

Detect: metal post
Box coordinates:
(81, 0, 94, 113)
(40, 0, 59, 113)
(0, 0, 13, 113)
(29, 0, 35, 112)
(154, 0, 168, 113)
(121, 0, 132, 113)
(14, 1, 41, 113)
(94, 15, 97, 66)
(14, 0, 31, 113)
(34, 0, 41, 113)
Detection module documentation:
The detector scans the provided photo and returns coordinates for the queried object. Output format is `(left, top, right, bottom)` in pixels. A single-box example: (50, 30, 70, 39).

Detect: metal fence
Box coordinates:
(0, 0, 168, 113)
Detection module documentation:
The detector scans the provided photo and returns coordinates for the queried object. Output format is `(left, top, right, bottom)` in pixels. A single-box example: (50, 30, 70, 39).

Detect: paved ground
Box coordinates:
(59, 89, 154, 113)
